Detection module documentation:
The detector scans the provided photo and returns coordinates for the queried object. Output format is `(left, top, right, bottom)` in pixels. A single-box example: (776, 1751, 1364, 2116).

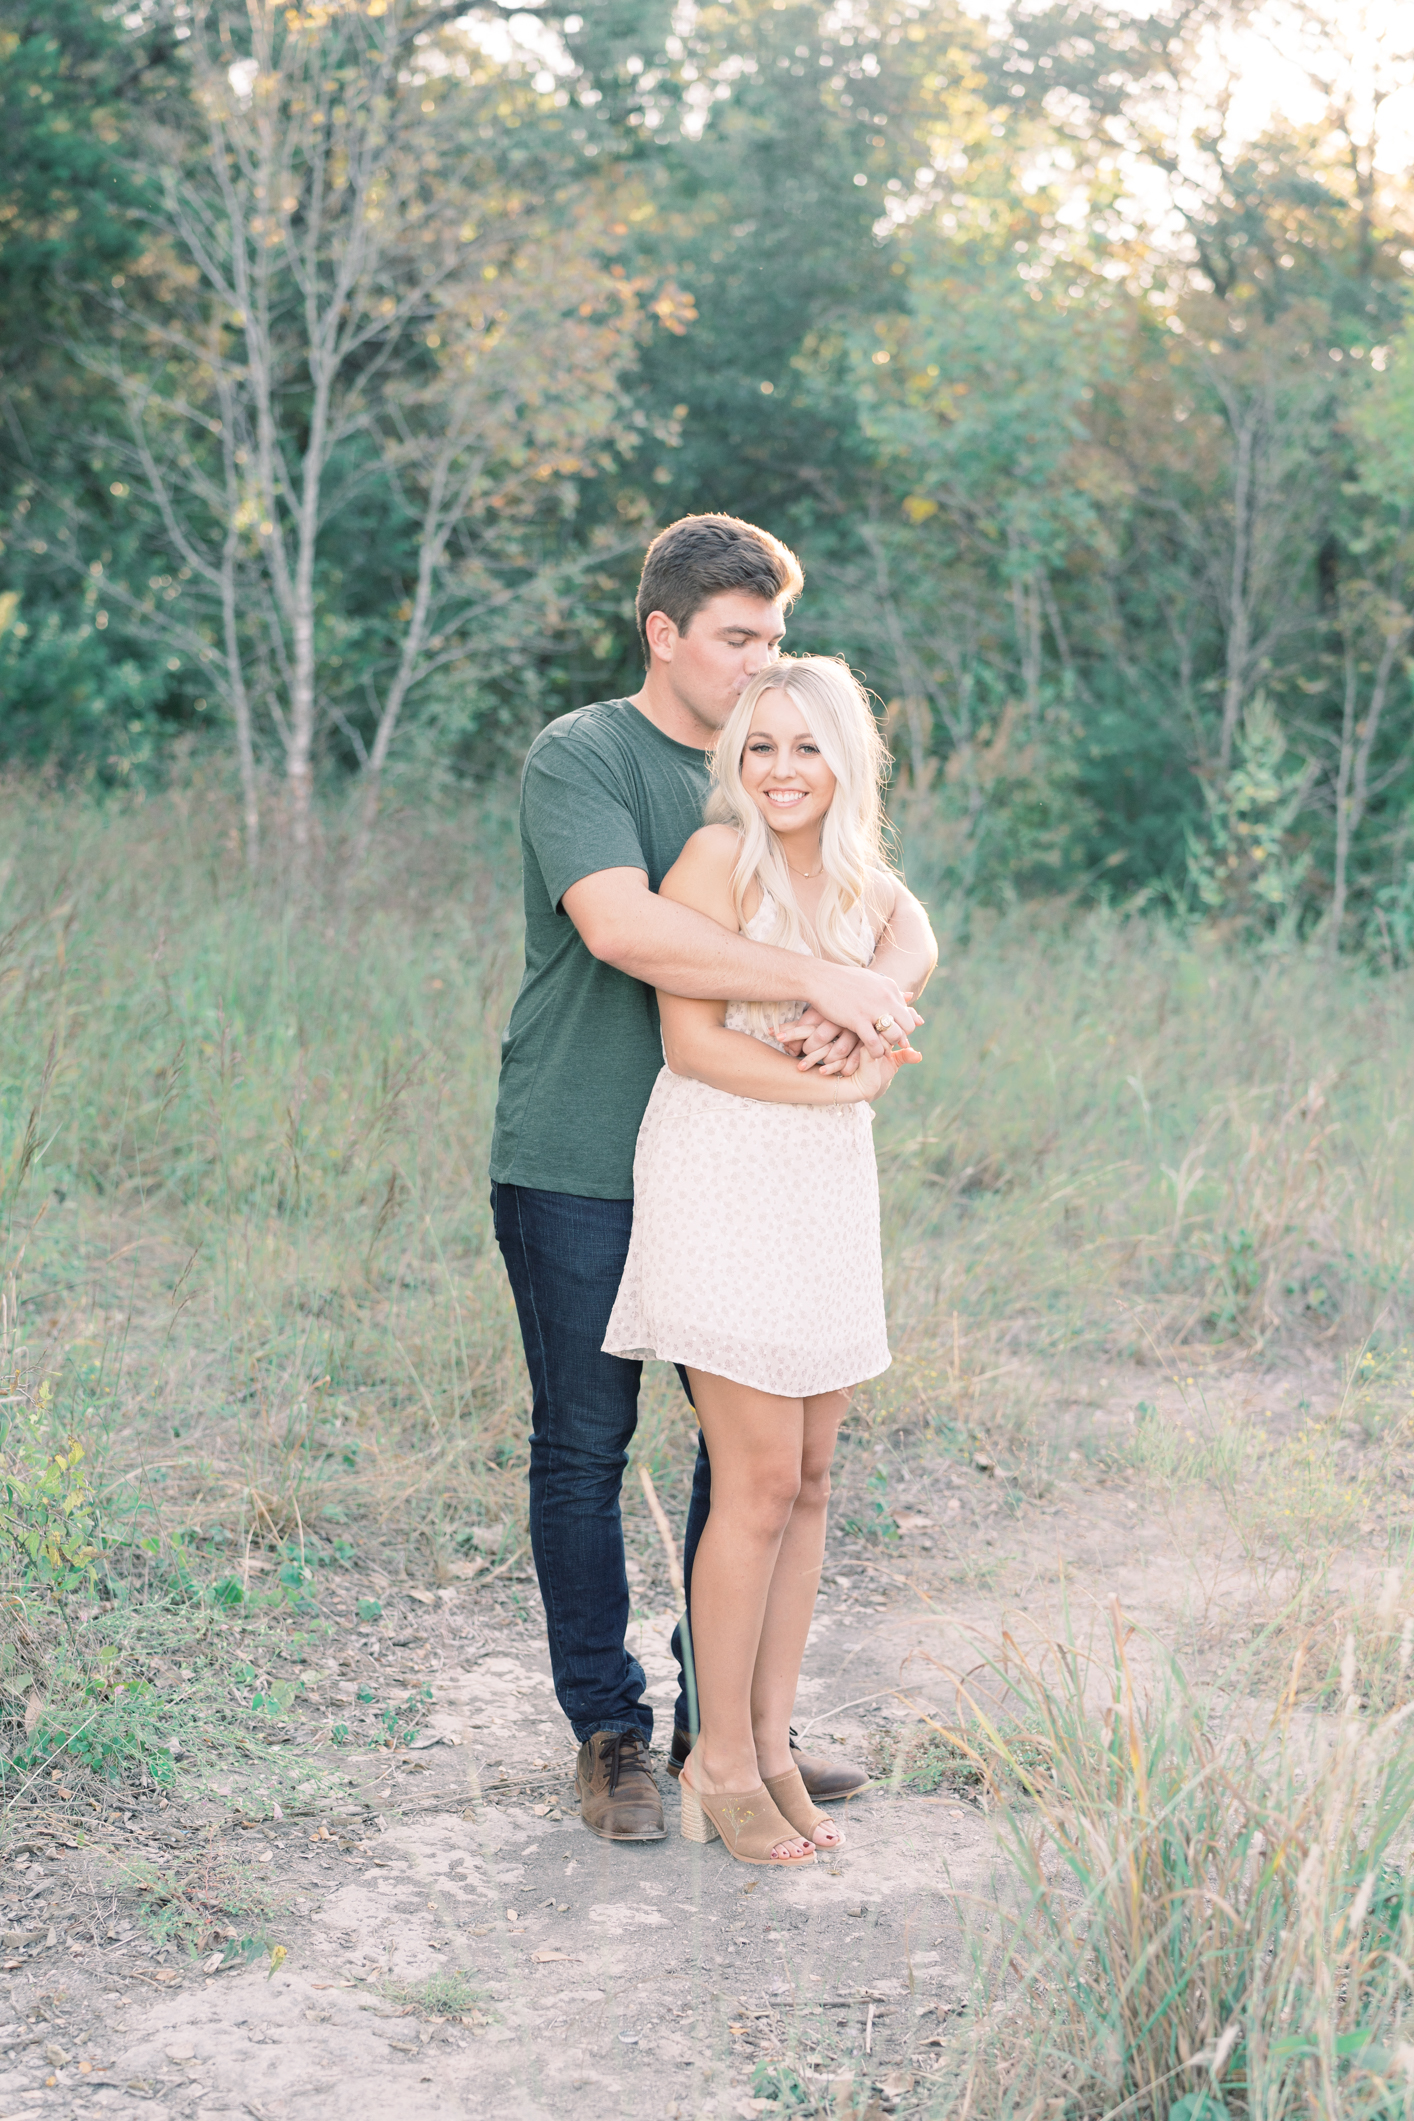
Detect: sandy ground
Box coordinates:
(0, 1359, 1365, 2120)
(0, 1580, 1010, 2121)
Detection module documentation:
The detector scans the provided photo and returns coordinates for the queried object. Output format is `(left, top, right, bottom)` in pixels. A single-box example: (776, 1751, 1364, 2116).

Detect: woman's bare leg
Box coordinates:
(684, 1366, 813, 1861)
(750, 1388, 850, 1844)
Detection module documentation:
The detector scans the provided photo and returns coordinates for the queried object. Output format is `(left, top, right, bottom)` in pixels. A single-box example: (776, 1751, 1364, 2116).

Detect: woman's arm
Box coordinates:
(655, 829, 897, 1106)
(661, 991, 893, 1105)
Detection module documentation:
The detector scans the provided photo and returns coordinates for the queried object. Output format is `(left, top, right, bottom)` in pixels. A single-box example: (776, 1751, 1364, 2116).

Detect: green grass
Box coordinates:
(867, 1715, 1052, 1799)
(383, 1967, 488, 2020)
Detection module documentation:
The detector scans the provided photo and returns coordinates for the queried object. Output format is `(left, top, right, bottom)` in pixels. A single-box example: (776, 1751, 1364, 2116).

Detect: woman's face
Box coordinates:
(739, 690, 837, 843)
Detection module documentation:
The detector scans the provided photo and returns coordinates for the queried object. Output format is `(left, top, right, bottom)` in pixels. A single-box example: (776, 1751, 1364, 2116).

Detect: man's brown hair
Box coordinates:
(635, 513, 804, 657)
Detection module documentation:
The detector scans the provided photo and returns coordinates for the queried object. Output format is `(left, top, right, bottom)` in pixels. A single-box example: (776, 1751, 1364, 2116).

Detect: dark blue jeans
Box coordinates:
(672, 1444, 711, 1738)
(492, 1181, 708, 1747)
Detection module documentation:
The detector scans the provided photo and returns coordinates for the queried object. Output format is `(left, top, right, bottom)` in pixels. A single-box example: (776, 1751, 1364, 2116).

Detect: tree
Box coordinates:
(89, 0, 646, 869)
(0, 0, 186, 773)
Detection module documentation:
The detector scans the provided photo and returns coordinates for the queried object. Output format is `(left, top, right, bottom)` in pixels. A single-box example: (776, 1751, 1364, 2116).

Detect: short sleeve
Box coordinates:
(521, 723, 647, 911)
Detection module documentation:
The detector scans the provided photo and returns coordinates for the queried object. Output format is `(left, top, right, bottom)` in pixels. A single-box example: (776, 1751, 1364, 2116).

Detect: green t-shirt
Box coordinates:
(490, 698, 712, 1199)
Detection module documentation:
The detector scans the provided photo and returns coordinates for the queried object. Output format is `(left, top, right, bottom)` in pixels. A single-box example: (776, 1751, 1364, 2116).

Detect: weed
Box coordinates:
(384, 1968, 486, 2018)
(749, 2058, 817, 2112)
(868, 1714, 1050, 1800)
(1340, 1342, 1414, 1445)
(843, 1461, 904, 1544)
(124, 1832, 283, 1957)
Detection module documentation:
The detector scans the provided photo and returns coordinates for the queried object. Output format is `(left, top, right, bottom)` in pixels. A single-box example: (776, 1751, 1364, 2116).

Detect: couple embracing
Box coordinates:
(490, 514, 936, 1867)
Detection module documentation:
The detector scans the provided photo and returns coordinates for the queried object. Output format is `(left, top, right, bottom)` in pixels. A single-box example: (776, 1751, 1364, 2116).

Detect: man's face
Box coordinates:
(647, 591, 787, 734)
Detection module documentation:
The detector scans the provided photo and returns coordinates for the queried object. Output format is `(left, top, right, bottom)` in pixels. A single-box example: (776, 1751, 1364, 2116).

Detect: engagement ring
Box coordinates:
(873, 1015, 897, 1034)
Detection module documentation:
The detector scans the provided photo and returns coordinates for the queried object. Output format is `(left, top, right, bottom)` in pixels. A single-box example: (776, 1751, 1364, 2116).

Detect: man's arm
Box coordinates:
(562, 865, 922, 1057)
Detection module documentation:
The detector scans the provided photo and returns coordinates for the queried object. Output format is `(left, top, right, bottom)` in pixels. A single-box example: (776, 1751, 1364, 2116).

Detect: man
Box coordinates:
(490, 514, 936, 1840)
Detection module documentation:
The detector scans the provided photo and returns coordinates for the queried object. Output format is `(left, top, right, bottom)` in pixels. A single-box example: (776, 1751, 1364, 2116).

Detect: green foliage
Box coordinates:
(0, 0, 193, 773)
(1168, 2096, 1232, 2121)
(1185, 698, 1312, 929)
(865, 1464, 899, 1543)
(1351, 321, 1414, 511)
(24, 1675, 177, 1786)
(0, 1404, 98, 1596)
(750, 2059, 816, 2113)
(0, 0, 161, 334)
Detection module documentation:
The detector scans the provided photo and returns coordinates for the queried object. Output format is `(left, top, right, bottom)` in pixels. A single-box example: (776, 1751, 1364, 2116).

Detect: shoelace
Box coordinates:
(606, 1730, 649, 1794)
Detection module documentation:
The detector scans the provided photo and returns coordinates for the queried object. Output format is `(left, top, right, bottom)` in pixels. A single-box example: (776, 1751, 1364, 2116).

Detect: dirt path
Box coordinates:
(0, 1403, 1349, 2120)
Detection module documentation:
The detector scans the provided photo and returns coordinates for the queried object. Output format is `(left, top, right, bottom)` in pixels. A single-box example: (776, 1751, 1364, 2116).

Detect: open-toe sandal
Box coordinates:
(679, 1763, 816, 1867)
(764, 1765, 841, 1848)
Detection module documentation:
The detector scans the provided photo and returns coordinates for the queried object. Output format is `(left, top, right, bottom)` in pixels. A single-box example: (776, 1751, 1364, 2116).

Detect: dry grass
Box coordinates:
(924, 1602, 1414, 2120)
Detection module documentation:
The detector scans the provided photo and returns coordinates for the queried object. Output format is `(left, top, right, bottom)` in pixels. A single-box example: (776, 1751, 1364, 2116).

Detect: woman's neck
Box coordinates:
(775, 830, 824, 880)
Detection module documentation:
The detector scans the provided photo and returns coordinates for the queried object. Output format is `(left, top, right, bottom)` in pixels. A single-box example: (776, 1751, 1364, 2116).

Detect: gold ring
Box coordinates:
(873, 1015, 897, 1034)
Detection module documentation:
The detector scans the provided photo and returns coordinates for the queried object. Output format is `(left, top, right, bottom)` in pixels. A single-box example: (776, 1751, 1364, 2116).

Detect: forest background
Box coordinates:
(4, 0, 1414, 943)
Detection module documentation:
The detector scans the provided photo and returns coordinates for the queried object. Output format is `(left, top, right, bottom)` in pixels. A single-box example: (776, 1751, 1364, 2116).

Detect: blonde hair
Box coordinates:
(706, 656, 892, 1032)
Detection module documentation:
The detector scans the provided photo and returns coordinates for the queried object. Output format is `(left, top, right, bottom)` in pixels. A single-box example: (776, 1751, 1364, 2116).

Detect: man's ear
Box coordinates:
(643, 610, 679, 664)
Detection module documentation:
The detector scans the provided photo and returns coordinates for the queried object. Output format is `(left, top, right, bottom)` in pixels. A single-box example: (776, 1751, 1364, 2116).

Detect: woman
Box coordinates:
(603, 656, 932, 1867)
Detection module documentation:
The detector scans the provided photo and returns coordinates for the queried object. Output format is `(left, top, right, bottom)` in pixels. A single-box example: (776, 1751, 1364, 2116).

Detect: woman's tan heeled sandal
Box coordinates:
(679, 1767, 816, 1866)
(764, 1766, 841, 1848)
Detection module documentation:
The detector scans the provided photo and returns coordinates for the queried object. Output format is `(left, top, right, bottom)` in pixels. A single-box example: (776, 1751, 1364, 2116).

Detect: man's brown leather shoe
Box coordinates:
(575, 1731, 666, 1841)
(666, 1724, 870, 1802)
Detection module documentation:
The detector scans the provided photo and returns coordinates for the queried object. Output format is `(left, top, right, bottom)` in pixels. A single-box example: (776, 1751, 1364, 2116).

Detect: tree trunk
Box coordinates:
(350, 474, 446, 870)
(1218, 410, 1256, 778)
(1328, 641, 1357, 949)
(287, 375, 330, 879)
(222, 527, 260, 873)
(1008, 531, 1043, 726)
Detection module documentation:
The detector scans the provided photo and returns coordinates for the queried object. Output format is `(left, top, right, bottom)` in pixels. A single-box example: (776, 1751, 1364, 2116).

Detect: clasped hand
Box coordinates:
(773, 1002, 924, 1084)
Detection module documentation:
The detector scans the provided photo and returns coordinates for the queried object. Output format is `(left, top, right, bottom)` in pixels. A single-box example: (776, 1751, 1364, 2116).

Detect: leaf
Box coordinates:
(24, 1691, 44, 1735)
(1168, 2096, 1232, 2121)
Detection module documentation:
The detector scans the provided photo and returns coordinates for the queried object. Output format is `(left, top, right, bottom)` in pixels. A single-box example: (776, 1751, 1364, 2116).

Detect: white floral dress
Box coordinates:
(602, 894, 891, 1399)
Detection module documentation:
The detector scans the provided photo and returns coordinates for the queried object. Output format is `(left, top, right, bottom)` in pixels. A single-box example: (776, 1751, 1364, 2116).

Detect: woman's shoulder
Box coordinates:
(664, 825, 769, 927)
(660, 823, 748, 926)
(677, 822, 742, 873)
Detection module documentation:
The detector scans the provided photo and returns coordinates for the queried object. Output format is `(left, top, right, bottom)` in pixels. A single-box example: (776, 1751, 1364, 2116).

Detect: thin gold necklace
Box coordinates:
(787, 857, 823, 879)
